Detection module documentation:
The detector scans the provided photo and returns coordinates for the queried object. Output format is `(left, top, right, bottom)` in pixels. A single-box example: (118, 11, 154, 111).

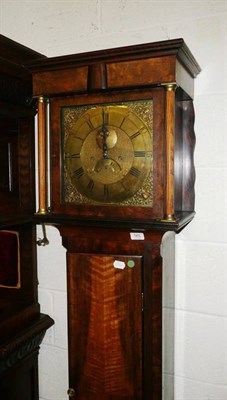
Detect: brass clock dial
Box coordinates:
(62, 100, 153, 206)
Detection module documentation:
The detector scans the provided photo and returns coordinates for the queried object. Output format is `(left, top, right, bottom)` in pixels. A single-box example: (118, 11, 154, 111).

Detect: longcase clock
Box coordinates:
(27, 38, 201, 399)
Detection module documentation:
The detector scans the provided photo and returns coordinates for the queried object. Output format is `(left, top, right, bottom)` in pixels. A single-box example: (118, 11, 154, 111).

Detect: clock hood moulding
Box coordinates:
(26, 38, 201, 78)
(26, 38, 201, 99)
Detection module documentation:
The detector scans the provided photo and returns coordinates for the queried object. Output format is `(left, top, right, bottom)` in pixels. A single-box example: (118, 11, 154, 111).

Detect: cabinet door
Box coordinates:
(67, 253, 143, 400)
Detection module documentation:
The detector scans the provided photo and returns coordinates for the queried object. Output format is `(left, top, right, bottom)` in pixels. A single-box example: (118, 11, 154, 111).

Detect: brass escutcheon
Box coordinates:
(67, 388, 75, 398)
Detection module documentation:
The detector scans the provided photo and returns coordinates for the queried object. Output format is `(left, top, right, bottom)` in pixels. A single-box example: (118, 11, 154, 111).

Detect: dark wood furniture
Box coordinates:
(0, 35, 54, 400)
(26, 39, 201, 400)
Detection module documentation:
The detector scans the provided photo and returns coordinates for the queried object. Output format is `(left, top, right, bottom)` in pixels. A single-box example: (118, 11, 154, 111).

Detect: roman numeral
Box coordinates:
(104, 184, 110, 200)
(120, 181, 130, 193)
(102, 109, 109, 125)
(65, 153, 80, 158)
(72, 136, 84, 141)
(86, 119, 94, 130)
(130, 131, 140, 140)
(129, 167, 141, 178)
(134, 151, 146, 157)
(74, 167, 84, 178)
(87, 179, 94, 192)
(119, 116, 126, 128)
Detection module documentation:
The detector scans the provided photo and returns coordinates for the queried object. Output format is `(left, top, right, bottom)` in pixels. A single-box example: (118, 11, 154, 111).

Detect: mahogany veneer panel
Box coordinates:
(67, 253, 142, 400)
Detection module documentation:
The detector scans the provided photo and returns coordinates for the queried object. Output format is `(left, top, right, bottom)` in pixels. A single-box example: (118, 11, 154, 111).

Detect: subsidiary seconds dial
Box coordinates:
(62, 102, 153, 206)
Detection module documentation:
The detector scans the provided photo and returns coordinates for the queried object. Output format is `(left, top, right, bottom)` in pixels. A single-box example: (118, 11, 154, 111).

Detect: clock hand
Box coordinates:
(100, 126, 109, 159)
(97, 126, 118, 159)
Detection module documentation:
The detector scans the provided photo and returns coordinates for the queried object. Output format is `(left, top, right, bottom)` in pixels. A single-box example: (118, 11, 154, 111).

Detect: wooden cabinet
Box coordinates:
(0, 34, 53, 399)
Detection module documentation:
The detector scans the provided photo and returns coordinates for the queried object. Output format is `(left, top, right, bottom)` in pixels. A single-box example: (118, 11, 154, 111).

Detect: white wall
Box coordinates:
(0, 1, 226, 399)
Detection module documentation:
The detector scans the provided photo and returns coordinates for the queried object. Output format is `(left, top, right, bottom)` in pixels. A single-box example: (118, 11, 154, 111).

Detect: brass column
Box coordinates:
(36, 96, 48, 215)
(164, 84, 176, 221)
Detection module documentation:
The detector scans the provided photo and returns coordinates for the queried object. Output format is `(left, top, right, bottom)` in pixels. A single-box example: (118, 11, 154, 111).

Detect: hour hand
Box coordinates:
(96, 127, 118, 158)
(101, 127, 109, 158)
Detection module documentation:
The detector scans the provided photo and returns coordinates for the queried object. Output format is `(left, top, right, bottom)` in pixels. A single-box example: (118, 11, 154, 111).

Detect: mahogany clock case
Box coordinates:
(27, 38, 201, 231)
(0, 34, 53, 400)
(25, 38, 200, 400)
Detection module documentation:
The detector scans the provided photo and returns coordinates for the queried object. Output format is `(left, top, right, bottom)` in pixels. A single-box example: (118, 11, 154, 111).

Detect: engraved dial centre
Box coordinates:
(80, 126, 134, 185)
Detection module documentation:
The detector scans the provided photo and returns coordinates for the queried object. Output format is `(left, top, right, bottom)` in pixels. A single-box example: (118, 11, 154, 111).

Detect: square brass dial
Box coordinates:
(61, 100, 153, 207)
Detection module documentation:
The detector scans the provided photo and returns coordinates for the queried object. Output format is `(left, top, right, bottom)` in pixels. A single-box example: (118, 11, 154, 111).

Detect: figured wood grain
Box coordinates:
(33, 67, 88, 96)
(67, 253, 142, 399)
(107, 56, 175, 89)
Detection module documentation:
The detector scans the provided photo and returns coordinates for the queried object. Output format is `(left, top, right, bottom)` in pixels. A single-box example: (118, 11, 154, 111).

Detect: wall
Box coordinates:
(0, 1, 226, 399)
